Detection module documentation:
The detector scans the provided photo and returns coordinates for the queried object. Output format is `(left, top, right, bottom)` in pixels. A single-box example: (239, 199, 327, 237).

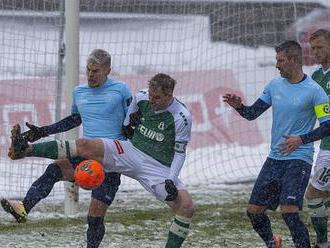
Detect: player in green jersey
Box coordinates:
(8, 73, 194, 248)
(304, 29, 330, 248)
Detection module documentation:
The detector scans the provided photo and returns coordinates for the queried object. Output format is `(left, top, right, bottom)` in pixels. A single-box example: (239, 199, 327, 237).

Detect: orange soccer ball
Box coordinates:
(74, 160, 105, 190)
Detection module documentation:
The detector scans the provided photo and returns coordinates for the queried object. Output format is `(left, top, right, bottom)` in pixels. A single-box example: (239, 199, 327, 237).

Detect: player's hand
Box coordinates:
(122, 111, 142, 139)
(165, 179, 178, 201)
(122, 125, 134, 139)
(129, 110, 142, 127)
(279, 135, 303, 155)
(223, 94, 243, 109)
(24, 122, 48, 142)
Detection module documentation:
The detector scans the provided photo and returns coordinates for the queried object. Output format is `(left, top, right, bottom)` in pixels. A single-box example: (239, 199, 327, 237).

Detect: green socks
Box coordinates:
(165, 215, 191, 248)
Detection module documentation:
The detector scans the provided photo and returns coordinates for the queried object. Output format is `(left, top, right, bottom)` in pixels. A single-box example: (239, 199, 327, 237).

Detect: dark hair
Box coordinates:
(148, 73, 176, 94)
(310, 29, 330, 42)
(275, 40, 303, 64)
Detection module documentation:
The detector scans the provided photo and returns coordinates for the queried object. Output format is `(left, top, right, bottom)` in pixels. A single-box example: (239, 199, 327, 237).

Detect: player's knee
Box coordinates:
(177, 198, 194, 218)
(76, 139, 90, 157)
(44, 163, 63, 181)
(247, 204, 266, 214)
(281, 212, 302, 228)
(88, 198, 109, 216)
(306, 198, 327, 218)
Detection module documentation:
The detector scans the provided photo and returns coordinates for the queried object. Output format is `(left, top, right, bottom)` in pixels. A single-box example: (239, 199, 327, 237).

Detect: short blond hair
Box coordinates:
(309, 29, 330, 42)
(148, 73, 176, 95)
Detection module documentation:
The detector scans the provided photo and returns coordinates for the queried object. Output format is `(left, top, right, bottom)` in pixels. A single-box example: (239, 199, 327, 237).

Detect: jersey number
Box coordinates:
(318, 167, 330, 183)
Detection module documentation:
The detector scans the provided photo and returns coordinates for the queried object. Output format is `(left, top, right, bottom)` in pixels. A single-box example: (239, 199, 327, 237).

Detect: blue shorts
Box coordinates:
(70, 156, 121, 206)
(249, 157, 311, 210)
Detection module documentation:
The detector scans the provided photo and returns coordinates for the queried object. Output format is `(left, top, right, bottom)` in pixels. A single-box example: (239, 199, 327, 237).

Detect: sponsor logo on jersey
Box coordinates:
(327, 81, 330, 89)
(323, 103, 330, 114)
(158, 122, 165, 130)
(138, 125, 165, 141)
(174, 142, 187, 153)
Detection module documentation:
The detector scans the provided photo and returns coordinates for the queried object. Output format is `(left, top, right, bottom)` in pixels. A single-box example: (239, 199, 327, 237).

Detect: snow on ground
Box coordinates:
(0, 5, 322, 209)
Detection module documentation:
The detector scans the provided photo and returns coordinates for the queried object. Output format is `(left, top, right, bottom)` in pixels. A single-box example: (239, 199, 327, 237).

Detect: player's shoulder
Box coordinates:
(170, 98, 192, 122)
(134, 88, 149, 102)
(269, 76, 284, 85)
(304, 74, 321, 87)
(310, 65, 322, 76)
(106, 78, 130, 90)
(74, 83, 89, 92)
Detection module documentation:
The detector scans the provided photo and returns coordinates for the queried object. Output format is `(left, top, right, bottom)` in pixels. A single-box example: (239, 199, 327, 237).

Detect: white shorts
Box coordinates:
(101, 138, 186, 201)
(311, 149, 330, 191)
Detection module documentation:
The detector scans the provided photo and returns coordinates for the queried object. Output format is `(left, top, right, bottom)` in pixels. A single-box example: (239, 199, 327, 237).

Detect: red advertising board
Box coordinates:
(0, 70, 263, 156)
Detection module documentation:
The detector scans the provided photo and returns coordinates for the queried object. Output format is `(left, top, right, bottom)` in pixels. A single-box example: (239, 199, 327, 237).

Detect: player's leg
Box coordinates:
(247, 158, 282, 246)
(305, 150, 330, 248)
(305, 185, 330, 248)
(9, 126, 106, 164)
(280, 159, 312, 248)
(165, 189, 194, 248)
(87, 172, 121, 248)
(1, 159, 73, 223)
(23, 159, 74, 212)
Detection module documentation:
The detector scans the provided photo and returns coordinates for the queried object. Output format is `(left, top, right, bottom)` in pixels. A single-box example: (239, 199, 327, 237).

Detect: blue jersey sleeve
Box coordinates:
(71, 88, 79, 114)
(259, 81, 272, 105)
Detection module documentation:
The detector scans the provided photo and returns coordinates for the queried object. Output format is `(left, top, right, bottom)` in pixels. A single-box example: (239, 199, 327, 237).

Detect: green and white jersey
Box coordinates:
(312, 66, 330, 150)
(124, 89, 192, 167)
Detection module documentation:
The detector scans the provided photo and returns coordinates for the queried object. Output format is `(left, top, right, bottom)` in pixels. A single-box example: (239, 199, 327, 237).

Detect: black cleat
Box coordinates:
(8, 124, 29, 160)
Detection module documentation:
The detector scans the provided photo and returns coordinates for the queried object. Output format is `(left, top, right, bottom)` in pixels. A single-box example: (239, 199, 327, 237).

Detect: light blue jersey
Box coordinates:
(260, 75, 330, 164)
(71, 78, 132, 140)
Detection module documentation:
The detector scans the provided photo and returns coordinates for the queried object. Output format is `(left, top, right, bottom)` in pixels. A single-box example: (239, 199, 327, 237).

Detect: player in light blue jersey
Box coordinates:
(1, 49, 132, 248)
(224, 40, 330, 248)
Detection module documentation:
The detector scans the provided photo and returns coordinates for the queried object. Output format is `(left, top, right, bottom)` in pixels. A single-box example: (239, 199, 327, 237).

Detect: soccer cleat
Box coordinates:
(8, 124, 29, 160)
(268, 235, 283, 248)
(1, 199, 27, 223)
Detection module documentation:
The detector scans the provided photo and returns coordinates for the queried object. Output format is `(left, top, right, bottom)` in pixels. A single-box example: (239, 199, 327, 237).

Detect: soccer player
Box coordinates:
(304, 29, 330, 248)
(8, 73, 194, 248)
(223, 40, 330, 248)
(1, 49, 132, 248)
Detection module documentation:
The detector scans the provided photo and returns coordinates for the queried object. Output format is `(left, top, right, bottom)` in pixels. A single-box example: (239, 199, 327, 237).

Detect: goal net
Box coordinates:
(0, 0, 327, 207)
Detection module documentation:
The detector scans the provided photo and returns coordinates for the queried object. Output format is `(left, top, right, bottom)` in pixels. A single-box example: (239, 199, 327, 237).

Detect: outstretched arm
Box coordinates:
(223, 94, 270, 120)
(23, 113, 82, 142)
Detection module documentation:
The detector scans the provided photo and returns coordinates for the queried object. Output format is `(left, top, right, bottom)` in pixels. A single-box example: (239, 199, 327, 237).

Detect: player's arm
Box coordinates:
(299, 101, 330, 143)
(122, 93, 141, 139)
(23, 88, 82, 142)
(121, 83, 133, 116)
(23, 113, 82, 142)
(281, 100, 330, 154)
(223, 94, 270, 120)
(165, 113, 192, 201)
(300, 120, 330, 144)
(165, 148, 187, 202)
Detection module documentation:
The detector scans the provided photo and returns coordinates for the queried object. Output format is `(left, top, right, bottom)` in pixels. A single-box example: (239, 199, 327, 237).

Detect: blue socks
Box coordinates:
(23, 163, 62, 213)
(247, 212, 273, 245)
(282, 213, 311, 248)
(87, 216, 105, 248)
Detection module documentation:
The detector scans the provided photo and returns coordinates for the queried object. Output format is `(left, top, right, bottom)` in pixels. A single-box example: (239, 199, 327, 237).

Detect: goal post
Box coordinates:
(63, 0, 80, 216)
